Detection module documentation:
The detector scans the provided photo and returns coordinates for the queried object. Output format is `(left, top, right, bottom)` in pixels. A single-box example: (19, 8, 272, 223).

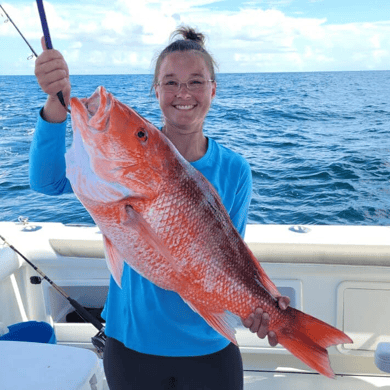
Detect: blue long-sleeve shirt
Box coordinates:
(30, 109, 253, 356)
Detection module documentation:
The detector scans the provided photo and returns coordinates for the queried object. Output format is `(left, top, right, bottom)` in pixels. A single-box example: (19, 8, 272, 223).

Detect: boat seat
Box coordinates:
(375, 342, 390, 373)
(0, 341, 105, 389)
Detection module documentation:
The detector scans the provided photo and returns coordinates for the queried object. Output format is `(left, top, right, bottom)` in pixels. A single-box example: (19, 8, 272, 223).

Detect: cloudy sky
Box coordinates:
(0, 0, 389, 75)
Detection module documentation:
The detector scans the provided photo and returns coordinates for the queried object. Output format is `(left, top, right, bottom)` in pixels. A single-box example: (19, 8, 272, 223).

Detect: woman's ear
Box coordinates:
(211, 81, 217, 99)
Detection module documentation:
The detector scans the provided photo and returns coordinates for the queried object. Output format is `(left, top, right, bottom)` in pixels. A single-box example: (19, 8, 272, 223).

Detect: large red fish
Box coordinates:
(65, 86, 352, 378)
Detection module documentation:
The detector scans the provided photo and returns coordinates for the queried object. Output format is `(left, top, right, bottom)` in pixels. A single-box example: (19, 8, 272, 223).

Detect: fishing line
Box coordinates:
(0, 234, 106, 356)
(0, 4, 38, 59)
(0, 3, 70, 113)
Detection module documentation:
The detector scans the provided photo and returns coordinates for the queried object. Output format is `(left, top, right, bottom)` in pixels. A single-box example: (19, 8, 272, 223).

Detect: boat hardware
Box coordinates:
(289, 225, 311, 234)
(17, 216, 29, 225)
(16, 216, 42, 232)
(0, 234, 106, 357)
(30, 276, 42, 284)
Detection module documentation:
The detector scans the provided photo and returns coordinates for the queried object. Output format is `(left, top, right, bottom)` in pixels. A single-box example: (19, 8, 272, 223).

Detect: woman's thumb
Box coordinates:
(41, 36, 48, 50)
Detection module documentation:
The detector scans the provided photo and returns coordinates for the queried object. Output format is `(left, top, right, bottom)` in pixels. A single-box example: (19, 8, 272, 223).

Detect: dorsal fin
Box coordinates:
(250, 252, 281, 299)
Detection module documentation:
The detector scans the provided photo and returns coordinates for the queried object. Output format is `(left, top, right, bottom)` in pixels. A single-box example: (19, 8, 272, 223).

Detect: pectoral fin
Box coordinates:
(103, 235, 124, 287)
(185, 300, 239, 345)
(124, 205, 180, 274)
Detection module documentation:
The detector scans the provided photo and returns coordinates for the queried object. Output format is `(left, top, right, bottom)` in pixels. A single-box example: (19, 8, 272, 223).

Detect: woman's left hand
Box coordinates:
(242, 296, 290, 347)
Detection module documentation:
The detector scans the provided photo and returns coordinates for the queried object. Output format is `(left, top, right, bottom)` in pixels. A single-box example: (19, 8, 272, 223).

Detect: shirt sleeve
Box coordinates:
(229, 159, 253, 238)
(29, 108, 73, 195)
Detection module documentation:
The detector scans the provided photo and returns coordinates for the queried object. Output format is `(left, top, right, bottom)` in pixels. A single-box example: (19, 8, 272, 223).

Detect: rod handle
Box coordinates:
(67, 298, 104, 332)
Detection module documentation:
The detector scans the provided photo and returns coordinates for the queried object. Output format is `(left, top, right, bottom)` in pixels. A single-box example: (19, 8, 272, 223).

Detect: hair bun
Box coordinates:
(171, 26, 206, 47)
(152, 25, 217, 89)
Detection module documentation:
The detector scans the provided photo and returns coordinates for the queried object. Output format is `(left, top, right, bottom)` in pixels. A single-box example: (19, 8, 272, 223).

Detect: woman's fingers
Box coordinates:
(242, 296, 291, 347)
(35, 46, 70, 100)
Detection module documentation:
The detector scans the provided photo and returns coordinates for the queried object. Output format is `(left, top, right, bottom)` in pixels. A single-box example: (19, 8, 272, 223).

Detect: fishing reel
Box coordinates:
(91, 328, 107, 358)
(1, 231, 108, 359)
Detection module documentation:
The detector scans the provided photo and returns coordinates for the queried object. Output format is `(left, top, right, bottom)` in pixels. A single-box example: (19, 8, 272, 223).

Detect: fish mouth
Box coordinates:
(84, 90, 101, 117)
(71, 86, 112, 131)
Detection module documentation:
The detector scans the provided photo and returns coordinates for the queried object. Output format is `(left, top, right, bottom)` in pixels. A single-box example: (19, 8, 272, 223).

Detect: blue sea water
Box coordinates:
(0, 71, 389, 226)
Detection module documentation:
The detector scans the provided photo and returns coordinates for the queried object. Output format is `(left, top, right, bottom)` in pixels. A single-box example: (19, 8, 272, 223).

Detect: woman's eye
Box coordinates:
(189, 79, 203, 86)
(165, 80, 179, 86)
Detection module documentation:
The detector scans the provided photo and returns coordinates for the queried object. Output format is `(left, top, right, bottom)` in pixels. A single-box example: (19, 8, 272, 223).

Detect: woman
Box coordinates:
(31, 26, 289, 390)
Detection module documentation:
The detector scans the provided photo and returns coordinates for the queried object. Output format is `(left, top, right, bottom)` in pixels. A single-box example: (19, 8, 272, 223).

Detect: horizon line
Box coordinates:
(1, 69, 389, 77)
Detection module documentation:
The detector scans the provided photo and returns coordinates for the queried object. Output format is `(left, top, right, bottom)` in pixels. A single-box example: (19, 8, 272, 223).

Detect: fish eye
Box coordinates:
(137, 129, 148, 141)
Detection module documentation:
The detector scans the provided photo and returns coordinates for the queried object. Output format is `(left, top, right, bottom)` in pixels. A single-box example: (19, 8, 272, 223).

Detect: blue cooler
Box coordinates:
(0, 321, 56, 344)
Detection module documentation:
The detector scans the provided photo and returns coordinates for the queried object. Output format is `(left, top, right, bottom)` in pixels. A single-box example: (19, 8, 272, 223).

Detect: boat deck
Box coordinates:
(1, 221, 390, 389)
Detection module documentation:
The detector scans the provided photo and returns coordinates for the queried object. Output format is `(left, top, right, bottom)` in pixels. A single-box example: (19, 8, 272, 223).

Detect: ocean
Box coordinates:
(1, 71, 389, 226)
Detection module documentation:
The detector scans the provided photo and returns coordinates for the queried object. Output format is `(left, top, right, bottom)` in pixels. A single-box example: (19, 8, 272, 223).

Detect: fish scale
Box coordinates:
(66, 86, 352, 379)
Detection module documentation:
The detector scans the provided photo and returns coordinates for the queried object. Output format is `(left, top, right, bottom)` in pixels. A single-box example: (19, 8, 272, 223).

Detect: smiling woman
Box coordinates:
(155, 50, 216, 162)
(151, 27, 218, 162)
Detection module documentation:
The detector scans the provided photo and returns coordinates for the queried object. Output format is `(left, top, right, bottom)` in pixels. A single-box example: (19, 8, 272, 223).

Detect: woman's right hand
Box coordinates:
(34, 36, 71, 123)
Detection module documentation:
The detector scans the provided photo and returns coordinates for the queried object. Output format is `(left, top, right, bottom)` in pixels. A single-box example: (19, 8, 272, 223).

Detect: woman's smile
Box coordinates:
(174, 104, 196, 110)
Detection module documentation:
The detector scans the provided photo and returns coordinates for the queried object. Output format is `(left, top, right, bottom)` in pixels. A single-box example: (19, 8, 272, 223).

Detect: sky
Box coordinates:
(0, 0, 389, 75)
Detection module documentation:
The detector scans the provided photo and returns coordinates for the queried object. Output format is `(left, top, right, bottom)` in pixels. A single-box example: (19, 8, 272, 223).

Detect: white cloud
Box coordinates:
(201, 9, 390, 72)
(0, 0, 389, 74)
(0, 3, 38, 37)
(112, 51, 150, 67)
(70, 42, 82, 50)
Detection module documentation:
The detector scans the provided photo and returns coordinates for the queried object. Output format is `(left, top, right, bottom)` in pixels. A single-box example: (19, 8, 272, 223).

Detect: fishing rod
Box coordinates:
(0, 4, 38, 59)
(0, 234, 106, 356)
(0, 3, 70, 113)
(35, 0, 69, 113)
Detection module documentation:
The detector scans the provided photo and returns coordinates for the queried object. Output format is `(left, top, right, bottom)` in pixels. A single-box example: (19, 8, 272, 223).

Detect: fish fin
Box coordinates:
(103, 235, 124, 288)
(276, 307, 353, 378)
(251, 254, 281, 299)
(66, 127, 132, 204)
(124, 205, 180, 274)
(203, 311, 238, 345)
(187, 303, 238, 345)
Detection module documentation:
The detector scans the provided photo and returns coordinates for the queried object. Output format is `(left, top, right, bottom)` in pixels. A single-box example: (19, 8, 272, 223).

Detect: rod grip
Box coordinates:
(67, 298, 104, 331)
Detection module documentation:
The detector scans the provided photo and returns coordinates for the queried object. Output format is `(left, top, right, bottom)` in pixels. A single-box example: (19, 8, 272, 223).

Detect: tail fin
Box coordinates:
(276, 308, 353, 379)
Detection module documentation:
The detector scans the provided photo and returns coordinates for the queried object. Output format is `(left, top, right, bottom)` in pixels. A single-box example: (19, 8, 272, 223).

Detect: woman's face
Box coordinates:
(155, 51, 216, 132)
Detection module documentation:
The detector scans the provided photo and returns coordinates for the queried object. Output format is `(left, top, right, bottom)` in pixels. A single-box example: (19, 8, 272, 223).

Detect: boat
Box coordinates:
(1, 219, 390, 389)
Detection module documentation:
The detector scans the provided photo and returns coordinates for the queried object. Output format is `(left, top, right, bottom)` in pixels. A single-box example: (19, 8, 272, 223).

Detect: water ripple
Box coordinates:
(1, 72, 389, 226)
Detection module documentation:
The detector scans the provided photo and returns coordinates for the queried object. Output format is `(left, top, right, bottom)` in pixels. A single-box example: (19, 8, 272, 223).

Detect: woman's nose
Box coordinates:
(176, 84, 192, 98)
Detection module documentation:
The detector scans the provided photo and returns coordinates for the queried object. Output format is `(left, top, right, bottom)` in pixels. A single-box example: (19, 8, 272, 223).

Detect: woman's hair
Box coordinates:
(152, 26, 218, 88)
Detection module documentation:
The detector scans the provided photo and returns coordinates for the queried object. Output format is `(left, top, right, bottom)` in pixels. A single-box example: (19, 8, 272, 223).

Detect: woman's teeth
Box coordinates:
(175, 105, 195, 110)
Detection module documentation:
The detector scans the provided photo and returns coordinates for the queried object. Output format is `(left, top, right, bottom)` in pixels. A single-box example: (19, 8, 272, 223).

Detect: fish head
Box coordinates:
(69, 86, 171, 202)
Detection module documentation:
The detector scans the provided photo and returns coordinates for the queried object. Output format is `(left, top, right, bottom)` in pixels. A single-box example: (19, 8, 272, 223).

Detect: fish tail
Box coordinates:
(275, 307, 352, 378)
